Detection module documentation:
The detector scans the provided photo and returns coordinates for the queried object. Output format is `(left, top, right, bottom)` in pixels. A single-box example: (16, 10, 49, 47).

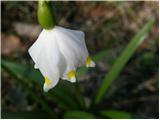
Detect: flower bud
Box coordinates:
(37, 0, 56, 29)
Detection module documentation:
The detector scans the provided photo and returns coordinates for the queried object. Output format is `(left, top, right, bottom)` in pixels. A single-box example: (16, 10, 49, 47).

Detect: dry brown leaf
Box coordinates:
(13, 22, 41, 40)
(1, 33, 25, 56)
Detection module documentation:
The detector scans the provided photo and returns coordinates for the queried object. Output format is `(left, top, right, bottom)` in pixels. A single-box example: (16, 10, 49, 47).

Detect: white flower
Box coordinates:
(28, 26, 95, 92)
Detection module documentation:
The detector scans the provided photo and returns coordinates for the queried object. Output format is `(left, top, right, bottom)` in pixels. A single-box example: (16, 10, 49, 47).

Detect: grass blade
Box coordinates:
(99, 110, 132, 119)
(93, 18, 154, 105)
(63, 111, 96, 119)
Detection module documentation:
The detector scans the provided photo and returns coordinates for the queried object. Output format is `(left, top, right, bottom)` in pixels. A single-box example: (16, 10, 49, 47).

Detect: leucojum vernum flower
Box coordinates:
(28, 1, 95, 92)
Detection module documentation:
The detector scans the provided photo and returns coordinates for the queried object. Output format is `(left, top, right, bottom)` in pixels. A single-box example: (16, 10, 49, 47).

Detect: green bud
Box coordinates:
(37, 0, 56, 30)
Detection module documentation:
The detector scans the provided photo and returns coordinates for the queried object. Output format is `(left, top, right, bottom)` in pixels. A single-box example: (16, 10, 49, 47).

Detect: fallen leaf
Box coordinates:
(1, 33, 25, 56)
(13, 22, 41, 40)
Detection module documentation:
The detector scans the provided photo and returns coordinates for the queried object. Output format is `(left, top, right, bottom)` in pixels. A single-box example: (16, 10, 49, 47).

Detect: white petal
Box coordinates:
(28, 30, 46, 65)
(43, 77, 55, 92)
(61, 70, 76, 83)
(87, 60, 96, 68)
(55, 26, 89, 63)
(34, 64, 38, 69)
(54, 26, 89, 80)
(70, 76, 76, 83)
(28, 29, 66, 92)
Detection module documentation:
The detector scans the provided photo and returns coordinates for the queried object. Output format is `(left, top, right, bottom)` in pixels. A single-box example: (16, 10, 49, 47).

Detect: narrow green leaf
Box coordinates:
(1, 59, 43, 84)
(93, 18, 154, 105)
(64, 111, 96, 119)
(1, 59, 80, 110)
(99, 110, 132, 119)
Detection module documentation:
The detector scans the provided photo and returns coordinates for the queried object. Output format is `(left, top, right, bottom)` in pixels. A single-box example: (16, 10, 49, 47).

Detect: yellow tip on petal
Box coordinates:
(86, 56, 96, 67)
(86, 56, 91, 65)
(67, 70, 76, 82)
(44, 77, 52, 86)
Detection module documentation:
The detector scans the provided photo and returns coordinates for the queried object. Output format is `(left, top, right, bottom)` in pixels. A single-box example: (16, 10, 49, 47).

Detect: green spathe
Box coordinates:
(37, 0, 56, 30)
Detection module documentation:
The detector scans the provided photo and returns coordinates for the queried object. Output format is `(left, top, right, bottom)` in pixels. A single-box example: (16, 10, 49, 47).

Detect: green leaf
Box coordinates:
(64, 111, 96, 119)
(93, 18, 154, 105)
(1, 59, 43, 84)
(2, 111, 52, 119)
(1, 59, 81, 110)
(99, 110, 132, 119)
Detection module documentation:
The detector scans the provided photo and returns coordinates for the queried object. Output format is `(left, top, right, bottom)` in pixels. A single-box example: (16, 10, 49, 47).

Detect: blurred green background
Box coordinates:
(1, 1, 159, 119)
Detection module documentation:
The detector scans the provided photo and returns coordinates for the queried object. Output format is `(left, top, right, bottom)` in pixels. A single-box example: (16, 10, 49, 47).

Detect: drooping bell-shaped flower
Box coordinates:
(28, 1, 95, 92)
(29, 26, 95, 92)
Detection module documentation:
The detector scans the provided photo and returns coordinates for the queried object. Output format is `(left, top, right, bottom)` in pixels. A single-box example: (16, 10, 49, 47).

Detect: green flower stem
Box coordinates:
(37, 0, 56, 29)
